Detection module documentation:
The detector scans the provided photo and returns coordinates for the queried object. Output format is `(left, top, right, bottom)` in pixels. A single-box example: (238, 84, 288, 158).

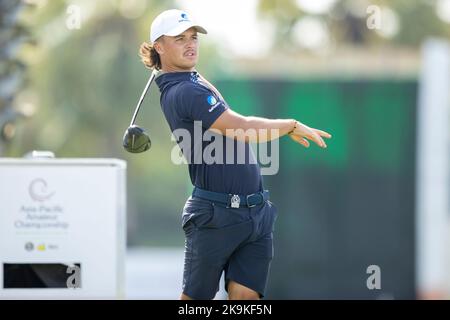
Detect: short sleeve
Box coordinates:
(176, 83, 228, 129)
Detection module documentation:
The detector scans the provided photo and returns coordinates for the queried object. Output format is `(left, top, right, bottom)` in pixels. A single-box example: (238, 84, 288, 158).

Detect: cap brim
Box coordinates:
(164, 22, 207, 37)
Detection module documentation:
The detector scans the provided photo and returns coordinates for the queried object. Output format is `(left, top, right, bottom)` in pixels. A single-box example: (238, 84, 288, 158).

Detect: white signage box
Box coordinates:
(0, 154, 126, 299)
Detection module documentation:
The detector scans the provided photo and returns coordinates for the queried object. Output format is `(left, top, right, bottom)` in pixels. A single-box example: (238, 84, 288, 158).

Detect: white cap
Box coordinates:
(150, 9, 207, 43)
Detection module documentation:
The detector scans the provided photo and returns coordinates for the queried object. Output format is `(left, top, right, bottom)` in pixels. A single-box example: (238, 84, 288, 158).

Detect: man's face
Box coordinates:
(156, 27, 199, 71)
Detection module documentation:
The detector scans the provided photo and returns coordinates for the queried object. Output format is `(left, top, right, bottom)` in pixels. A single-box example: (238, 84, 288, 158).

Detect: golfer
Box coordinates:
(139, 9, 331, 300)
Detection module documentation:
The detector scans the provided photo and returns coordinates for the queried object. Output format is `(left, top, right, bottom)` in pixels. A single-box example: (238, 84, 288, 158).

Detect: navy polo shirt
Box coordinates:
(156, 70, 263, 195)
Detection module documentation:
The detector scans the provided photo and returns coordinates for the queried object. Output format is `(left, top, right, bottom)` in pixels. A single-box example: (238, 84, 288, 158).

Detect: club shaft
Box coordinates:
(130, 69, 158, 126)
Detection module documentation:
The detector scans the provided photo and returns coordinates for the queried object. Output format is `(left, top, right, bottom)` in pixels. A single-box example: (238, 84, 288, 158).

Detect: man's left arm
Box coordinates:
(210, 108, 332, 148)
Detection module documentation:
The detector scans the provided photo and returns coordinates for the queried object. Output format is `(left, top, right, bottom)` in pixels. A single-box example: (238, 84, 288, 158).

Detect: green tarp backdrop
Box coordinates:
(218, 79, 416, 299)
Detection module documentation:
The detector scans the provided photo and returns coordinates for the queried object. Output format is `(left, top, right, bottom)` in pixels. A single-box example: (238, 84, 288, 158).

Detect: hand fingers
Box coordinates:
(315, 129, 332, 139)
(292, 131, 325, 148)
(300, 138, 310, 148)
(290, 134, 309, 148)
(290, 127, 328, 148)
(294, 139, 308, 147)
(308, 131, 326, 148)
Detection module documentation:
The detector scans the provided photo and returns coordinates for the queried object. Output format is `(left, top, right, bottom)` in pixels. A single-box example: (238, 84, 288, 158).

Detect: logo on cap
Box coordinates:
(179, 12, 190, 22)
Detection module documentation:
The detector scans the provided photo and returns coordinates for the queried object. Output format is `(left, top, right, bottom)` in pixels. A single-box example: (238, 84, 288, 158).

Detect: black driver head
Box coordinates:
(123, 125, 151, 153)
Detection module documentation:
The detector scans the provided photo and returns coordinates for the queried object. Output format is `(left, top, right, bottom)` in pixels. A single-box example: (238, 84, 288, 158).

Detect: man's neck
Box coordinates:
(161, 65, 195, 73)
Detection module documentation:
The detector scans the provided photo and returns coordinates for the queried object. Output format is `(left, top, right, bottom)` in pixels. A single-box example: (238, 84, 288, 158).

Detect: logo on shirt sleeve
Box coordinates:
(207, 95, 217, 106)
(207, 95, 221, 112)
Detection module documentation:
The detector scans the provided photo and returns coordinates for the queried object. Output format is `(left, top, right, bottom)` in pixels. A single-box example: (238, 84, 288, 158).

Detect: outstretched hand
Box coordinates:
(288, 121, 332, 148)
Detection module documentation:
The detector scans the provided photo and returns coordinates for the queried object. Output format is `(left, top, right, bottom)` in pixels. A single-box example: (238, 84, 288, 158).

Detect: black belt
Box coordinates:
(192, 186, 269, 208)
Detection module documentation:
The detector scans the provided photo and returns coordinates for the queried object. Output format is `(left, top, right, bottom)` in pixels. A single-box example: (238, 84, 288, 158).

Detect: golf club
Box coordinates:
(122, 68, 159, 153)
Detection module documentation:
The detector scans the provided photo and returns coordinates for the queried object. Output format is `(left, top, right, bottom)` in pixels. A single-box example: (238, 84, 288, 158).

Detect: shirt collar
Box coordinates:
(156, 70, 198, 83)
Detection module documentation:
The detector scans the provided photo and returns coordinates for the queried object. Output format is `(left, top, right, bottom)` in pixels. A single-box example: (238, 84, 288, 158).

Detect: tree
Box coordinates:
(257, 0, 450, 52)
(0, 0, 32, 155)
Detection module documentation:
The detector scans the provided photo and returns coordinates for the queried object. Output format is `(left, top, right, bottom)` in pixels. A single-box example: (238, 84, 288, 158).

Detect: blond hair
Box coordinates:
(139, 41, 161, 70)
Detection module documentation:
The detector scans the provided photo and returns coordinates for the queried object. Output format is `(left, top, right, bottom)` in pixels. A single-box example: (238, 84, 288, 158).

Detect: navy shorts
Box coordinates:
(181, 195, 278, 300)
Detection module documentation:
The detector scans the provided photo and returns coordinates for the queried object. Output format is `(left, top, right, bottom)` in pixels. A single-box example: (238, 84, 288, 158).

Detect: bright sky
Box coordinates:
(176, 0, 338, 58)
(295, 0, 337, 14)
(176, 0, 272, 58)
(436, 0, 450, 23)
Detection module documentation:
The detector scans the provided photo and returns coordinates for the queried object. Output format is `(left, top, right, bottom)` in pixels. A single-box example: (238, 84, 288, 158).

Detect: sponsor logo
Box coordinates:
(179, 12, 190, 22)
(25, 242, 34, 251)
(207, 95, 217, 105)
(207, 95, 220, 112)
(29, 178, 55, 202)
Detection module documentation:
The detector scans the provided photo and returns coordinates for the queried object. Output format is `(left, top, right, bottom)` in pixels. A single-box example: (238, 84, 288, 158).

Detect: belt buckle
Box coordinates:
(229, 194, 241, 208)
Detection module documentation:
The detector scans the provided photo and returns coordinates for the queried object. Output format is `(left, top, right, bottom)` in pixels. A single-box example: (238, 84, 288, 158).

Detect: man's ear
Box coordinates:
(154, 39, 164, 55)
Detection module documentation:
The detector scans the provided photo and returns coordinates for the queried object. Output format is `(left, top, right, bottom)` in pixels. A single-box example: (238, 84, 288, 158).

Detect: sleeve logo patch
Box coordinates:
(207, 95, 217, 106)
